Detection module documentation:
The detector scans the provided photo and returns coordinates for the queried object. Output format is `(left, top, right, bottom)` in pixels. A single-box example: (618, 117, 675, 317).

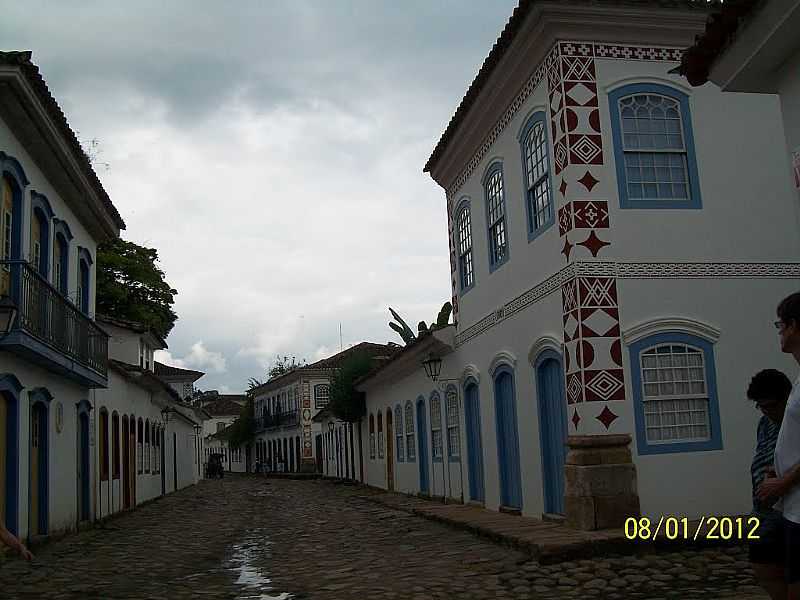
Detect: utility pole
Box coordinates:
(339, 323, 343, 351)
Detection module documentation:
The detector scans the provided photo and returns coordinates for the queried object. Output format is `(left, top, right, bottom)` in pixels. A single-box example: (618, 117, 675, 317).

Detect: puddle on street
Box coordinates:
(228, 530, 292, 600)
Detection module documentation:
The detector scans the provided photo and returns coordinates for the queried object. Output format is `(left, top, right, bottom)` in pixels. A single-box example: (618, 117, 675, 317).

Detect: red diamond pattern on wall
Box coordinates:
(584, 369, 625, 402)
(573, 201, 609, 229)
(577, 230, 611, 257)
(572, 408, 581, 430)
(596, 405, 619, 430)
(580, 307, 620, 338)
(578, 277, 618, 307)
(569, 134, 603, 165)
(561, 236, 573, 261)
(578, 170, 599, 191)
(561, 55, 596, 82)
(567, 372, 583, 404)
(611, 339, 622, 367)
(559, 178, 568, 197)
(562, 279, 579, 313)
(563, 310, 580, 342)
(554, 137, 569, 175)
(564, 82, 599, 107)
(558, 203, 573, 236)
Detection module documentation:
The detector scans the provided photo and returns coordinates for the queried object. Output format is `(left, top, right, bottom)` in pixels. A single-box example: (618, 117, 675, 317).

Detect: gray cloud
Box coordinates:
(2, 1, 517, 391)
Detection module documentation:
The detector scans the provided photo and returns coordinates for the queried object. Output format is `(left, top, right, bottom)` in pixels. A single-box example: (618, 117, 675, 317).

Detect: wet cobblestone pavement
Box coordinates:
(0, 476, 771, 599)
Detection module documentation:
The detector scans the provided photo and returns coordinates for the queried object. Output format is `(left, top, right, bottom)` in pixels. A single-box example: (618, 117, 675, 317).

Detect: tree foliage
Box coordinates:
(328, 351, 374, 423)
(389, 302, 453, 346)
(268, 355, 307, 380)
(223, 400, 256, 448)
(96, 238, 178, 339)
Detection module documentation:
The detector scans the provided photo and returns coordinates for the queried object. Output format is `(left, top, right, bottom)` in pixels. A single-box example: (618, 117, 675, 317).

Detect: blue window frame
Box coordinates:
(629, 331, 722, 455)
(483, 163, 510, 271)
(609, 83, 701, 209)
(395, 404, 404, 462)
(77, 247, 93, 314)
(53, 219, 72, 296)
(430, 392, 443, 462)
(455, 199, 475, 293)
(404, 400, 416, 462)
(445, 385, 460, 462)
(519, 112, 554, 240)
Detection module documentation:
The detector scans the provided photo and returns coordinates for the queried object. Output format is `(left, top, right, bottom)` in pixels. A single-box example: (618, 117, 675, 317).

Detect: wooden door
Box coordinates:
(537, 354, 567, 515)
(495, 370, 522, 510)
(464, 382, 485, 503)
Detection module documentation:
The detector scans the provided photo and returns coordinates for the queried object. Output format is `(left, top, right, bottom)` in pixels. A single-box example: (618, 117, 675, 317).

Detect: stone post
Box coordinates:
(564, 434, 639, 530)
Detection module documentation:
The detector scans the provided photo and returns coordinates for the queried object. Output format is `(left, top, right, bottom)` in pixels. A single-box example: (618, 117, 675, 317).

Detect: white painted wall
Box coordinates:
(776, 48, 800, 202)
(0, 115, 98, 314)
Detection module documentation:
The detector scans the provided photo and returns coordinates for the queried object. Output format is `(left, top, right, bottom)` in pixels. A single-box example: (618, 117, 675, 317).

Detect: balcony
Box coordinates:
(0, 260, 108, 387)
(256, 410, 300, 432)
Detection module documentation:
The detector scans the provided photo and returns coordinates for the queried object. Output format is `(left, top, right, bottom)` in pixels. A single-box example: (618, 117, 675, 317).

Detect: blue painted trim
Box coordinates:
(1, 155, 26, 263)
(76, 398, 93, 415)
(534, 349, 567, 515)
(444, 383, 461, 462)
(404, 399, 415, 463)
(30, 191, 54, 220)
(463, 377, 485, 503)
(481, 161, 511, 273)
(493, 364, 523, 509)
(609, 83, 702, 210)
(52, 219, 72, 295)
(30, 194, 51, 278)
(453, 197, 475, 296)
(628, 331, 723, 455)
(394, 403, 404, 463)
(415, 395, 429, 493)
(29, 387, 52, 535)
(0, 329, 108, 388)
(518, 112, 555, 242)
(77, 247, 91, 314)
(0, 374, 22, 535)
(429, 391, 443, 463)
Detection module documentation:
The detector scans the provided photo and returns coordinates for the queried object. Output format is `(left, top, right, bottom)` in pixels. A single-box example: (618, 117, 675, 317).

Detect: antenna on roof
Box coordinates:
(339, 323, 343, 352)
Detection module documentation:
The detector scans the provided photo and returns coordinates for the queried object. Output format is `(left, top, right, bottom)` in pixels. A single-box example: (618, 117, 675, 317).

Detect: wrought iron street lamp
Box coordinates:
(421, 353, 443, 382)
(161, 406, 176, 424)
(0, 295, 18, 337)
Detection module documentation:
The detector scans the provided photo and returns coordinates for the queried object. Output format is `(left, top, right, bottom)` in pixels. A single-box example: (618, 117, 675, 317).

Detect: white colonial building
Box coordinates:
(95, 315, 201, 519)
(199, 393, 247, 473)
(0, 51, 125, 542)
(251, 343, 395, 476)
(356, 0, 800, 528)
(0, 51, 201, 547)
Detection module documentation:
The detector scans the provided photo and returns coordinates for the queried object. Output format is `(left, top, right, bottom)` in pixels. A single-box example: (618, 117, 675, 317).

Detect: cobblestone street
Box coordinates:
(0, 476, 772, 599)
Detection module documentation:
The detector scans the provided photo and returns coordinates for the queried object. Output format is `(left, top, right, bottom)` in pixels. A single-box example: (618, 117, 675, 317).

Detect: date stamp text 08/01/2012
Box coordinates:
(624, 516, 761, 541)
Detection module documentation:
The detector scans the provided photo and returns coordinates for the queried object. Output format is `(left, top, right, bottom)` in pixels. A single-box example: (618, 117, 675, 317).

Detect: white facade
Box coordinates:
(253, 375, 310, 474)
(358, 2, 800, 522)
(0, 52, 123, 541)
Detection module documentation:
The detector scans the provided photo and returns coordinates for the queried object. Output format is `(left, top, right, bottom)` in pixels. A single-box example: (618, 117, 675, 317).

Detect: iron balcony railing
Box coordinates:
(1, 260, 108, 377)
(257, 409, 300, 431)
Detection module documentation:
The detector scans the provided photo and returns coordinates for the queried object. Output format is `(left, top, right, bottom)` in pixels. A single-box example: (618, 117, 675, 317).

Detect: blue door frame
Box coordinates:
(464, 380, 485, 503)
(494, 368, 522, 510)
(79, 413, 90, 521)
(0, 375, 22, 536)
(535, 351, 568, 515)
(416, 398, 429, 494)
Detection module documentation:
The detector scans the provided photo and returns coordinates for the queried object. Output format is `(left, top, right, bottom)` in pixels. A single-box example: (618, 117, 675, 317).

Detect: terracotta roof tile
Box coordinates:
(154, 361, 205, 381)
(0, 51, 125, 230)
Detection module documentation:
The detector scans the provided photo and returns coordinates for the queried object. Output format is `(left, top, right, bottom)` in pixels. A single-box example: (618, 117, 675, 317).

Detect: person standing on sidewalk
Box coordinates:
(0, 522, 33, 561)
(759, 292, 800, 600)
(748, 369, 792, 599)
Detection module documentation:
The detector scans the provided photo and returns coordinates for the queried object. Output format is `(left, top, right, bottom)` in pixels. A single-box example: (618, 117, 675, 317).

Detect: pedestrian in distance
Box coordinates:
(758, 292, 800, 600)
(747, 368, 793, 599)
(0, 521, 33, 561)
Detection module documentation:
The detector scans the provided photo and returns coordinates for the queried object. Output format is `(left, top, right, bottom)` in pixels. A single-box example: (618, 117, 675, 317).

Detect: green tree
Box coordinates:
(268, 355, 306, 380)
(328, 351, 374, 423)
(96, 238, 178, 339)
(224, 399, 256, 449)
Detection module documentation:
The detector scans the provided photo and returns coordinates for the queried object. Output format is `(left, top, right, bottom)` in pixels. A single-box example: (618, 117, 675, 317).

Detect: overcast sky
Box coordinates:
(2, 1, 518, 393)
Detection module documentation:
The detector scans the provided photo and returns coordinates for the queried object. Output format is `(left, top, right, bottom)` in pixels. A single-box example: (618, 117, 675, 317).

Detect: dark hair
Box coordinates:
(747, 369, 792, 403)
(777, 292, 800, 326)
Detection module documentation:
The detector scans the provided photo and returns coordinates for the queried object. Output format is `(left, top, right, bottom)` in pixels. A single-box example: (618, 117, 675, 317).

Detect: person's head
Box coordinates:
(747, 369, 792, 424)
(776, 292, 800, 355)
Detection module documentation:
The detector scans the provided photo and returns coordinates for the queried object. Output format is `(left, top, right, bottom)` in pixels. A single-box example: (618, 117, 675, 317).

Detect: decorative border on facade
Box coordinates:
(444, 41, 684, 203)
(454, 262, 800, 347)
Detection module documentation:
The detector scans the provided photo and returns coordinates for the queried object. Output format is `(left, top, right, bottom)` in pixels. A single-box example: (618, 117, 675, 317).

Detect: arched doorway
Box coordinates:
(385, 408, 394, 492)
(494, 367, 522, 510)
(415, 397, 429, 494)
(0, 375, 22, 536)
(77, 399, 92, 522)
(29, 389, 52, 535)
(122, 416, 131, 508)
(464, 379, 485, 503)
(536, 351, 567, 515)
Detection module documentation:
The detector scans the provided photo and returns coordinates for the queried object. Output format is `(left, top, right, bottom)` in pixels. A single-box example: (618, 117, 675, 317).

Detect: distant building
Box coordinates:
(200, 394, 247, 473)
(250, 342, 396, 477)
(154, 361, 204, 401)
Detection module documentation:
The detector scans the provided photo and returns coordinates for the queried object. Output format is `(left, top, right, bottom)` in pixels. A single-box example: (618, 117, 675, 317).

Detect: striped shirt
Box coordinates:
(751, 415, 780, 515)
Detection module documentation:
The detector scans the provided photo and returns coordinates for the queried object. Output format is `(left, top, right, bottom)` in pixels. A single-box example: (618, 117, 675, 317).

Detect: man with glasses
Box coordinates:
(748, 369, 792, 599)
(758, 292, 800, 599)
